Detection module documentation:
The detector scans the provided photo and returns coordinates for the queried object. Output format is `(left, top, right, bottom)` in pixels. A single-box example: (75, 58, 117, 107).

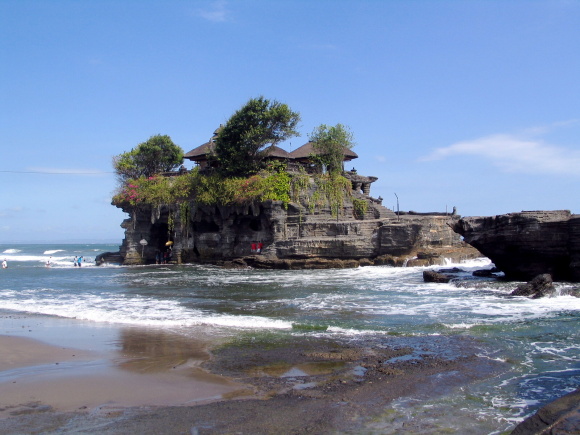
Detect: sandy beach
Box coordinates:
(0, 315, 245, 434)
(0, 334, 238, 414)
(0, 313, 507, 434)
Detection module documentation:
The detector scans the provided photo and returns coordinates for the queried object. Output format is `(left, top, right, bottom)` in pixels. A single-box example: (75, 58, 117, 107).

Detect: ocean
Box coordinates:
(1, 243, 579, 433)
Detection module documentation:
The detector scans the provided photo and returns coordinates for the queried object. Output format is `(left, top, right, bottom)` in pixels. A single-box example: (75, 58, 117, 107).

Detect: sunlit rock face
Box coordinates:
(112, 197, 477, 269)
(453, 210, 580, 282)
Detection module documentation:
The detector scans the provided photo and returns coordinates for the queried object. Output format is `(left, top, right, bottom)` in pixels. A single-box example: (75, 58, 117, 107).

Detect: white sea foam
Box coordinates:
(2, 249, 21, 254)
(325, 326, 389, 336)
(43, 249, 65, 255)
(1, 255, 57, 262)
(0, 254, 95, 267)
(443, 322, 478, 329)
(0, 291, 292, 330)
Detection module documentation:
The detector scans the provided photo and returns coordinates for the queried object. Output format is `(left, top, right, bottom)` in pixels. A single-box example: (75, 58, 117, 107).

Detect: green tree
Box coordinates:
(113, 134, 184, 182)
(214, 96, 301, 177)
(309, 123, 355, 175)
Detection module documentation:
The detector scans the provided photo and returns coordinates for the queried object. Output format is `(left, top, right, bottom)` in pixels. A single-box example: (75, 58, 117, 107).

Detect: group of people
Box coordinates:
(251, 242, 264, 254)
(155, 249, 172, 264)
(73, 256, 83, 267)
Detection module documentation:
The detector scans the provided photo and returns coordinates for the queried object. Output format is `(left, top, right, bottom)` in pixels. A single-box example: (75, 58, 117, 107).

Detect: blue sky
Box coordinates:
(1, 0, 579, 243)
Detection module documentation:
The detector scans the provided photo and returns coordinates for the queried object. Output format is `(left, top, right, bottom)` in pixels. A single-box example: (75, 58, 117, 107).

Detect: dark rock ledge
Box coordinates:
(452, 210, 580, 282)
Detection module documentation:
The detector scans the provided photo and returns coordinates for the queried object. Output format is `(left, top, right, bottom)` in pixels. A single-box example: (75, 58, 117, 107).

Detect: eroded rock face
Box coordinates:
(453, 211, 580, 282)
(114, 197, 480, 268)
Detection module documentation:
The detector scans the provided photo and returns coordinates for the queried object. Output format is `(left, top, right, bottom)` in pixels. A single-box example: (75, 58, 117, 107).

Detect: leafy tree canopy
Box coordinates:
(113, 134, 183, 183)
(309, 123, 355, 175)
(214, 96, 301, 177)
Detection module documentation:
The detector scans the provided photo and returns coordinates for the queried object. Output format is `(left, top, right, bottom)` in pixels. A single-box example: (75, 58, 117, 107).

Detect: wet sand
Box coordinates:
(0, 334, 238, 414)
(0, 315, 506, 434)
(0, 315, 245, 433)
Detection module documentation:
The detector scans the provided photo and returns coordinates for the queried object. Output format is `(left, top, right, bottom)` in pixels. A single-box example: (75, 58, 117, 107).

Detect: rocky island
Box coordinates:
(102, 134, 478, 269)
(98, 98, 481, 269)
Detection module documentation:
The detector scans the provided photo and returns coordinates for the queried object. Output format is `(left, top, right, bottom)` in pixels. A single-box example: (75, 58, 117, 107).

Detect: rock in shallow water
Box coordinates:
(452, 210, 580, 282)
(510, 387, 580, 434)
(423, 270, 452, 283)
(511, 274, 556, 299)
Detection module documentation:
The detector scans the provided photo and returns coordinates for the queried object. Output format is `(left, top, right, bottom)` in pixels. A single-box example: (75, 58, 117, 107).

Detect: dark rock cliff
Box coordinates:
(452, 210, 580, 282)
(105, 196, 479, 268)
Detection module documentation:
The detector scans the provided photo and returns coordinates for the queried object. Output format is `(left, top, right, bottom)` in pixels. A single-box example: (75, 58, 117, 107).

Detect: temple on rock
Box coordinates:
(100, 128, 478, 268)
(184, 126, 381, 203)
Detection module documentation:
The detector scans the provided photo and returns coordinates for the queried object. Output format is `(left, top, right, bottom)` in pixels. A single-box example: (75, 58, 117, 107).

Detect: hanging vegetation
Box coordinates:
(112, 167, 354, 218)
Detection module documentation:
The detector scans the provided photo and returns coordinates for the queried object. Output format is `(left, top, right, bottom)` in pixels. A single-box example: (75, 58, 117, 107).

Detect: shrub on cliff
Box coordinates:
(113, 134, 184, 182)
(214, 96, 301, 177)
(309, 124, 355, 175)
(112, 173, 192, 208)
(111, 168, 352, 216)
(112, 169, 292, 209)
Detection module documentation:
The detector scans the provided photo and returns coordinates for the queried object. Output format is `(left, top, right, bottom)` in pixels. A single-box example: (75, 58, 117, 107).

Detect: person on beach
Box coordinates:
(73, 256, 78, 267)
(77, 256, 83, 267)
(2, 259, 6, 269)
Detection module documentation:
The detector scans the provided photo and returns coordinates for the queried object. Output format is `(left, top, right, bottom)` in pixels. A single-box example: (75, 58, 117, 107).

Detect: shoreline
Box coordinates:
(0, 313, 509, 434)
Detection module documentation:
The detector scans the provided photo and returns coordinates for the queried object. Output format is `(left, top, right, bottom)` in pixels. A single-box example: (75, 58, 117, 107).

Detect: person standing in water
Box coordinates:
(2, 259, 6, 269)
(73, 256, 78, 267)
(77, 256, 83, 267)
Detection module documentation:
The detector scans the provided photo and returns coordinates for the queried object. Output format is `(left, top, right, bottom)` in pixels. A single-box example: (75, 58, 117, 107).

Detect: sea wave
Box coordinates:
(0, 254, 95, 267)
(0, 292, 293, 330)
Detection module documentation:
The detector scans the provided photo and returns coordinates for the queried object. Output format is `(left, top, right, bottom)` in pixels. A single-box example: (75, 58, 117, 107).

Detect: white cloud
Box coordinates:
(422, 126, 580, 176)
(194, 1, 231, 23)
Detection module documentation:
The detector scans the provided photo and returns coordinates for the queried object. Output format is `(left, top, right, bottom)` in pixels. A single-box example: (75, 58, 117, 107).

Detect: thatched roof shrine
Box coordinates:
(288, 141, 358, 162)
(184, 127, 358, 170)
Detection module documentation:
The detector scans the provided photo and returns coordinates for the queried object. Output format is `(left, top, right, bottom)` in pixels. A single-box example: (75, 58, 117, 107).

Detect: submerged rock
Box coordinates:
(472, 269, 496, 277)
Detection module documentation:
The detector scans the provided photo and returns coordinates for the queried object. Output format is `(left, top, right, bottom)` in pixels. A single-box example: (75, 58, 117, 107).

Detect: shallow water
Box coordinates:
(1, 243, 579, 433)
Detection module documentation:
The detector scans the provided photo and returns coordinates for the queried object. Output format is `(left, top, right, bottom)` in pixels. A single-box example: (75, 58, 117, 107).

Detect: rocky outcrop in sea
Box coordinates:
(100, 196, 479, 268)
(452, 210, 580, 282)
